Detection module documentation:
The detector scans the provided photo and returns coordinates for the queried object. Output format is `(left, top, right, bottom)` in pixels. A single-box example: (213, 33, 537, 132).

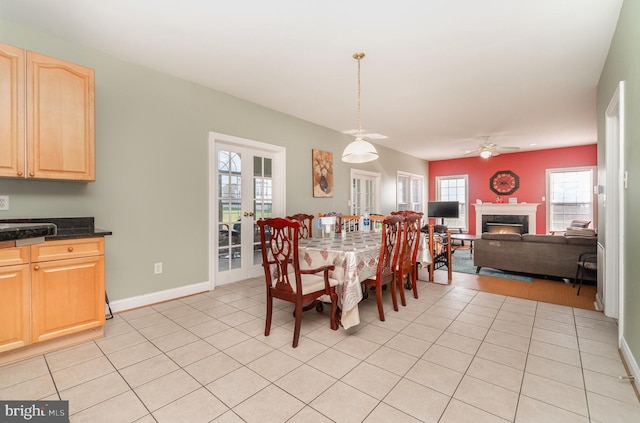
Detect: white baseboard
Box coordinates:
(620, 335, 640, 384)
(105, 280, 211, 314)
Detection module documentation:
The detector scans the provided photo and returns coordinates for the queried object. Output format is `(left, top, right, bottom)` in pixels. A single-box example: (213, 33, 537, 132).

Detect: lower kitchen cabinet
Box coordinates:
(31, 254, 104, 343)
(0, 237, 106, 363)
(0, 247, 31, 353)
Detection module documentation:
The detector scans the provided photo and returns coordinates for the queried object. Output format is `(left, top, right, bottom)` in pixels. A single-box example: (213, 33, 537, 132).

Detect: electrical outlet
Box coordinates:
(154, 262, 163, 274)
(0, 195, 8, 211)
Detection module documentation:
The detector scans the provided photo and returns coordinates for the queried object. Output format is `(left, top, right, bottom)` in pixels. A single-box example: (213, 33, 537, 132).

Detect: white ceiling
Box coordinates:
(0, 0, 623, 160)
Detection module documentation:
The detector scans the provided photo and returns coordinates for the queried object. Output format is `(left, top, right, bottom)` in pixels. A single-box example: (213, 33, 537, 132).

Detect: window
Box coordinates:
(397, 172, 424, 213)
(350, 169, 381, 215)
(546, 167, 596, 232)
(435, 175, 468, 230)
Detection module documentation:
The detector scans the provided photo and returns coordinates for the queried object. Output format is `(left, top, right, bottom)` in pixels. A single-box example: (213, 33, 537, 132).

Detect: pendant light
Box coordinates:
(342, 52, 379, 163)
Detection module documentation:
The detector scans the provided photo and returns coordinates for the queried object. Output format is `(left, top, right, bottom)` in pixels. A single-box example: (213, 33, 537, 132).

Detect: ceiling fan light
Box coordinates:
(342, 137, 379, 163)
(480, 150, 492, 159)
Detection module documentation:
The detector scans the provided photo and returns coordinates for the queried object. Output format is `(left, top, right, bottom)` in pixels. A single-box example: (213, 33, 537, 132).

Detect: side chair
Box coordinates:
(428, 224, 453, 283)
(574, 252, 597, 296)
(341, 215, 361, 232)
(257, 217, 340, 348)
(286, 213, 314, 239)
(393, 211, 424, 299)
(360, 215, 403, 321)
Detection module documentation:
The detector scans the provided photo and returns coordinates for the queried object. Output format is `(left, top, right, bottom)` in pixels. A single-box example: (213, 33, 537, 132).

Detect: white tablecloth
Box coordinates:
(298, 232, 382, 329)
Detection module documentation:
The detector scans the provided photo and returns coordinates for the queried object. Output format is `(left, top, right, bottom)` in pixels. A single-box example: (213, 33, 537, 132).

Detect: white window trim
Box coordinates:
(545, 166, 596, 232)
(435, 174, 469, 230)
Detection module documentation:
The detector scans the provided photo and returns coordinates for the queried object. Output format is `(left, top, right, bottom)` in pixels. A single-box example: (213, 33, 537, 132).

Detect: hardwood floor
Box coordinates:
(430, 267, 597, 310)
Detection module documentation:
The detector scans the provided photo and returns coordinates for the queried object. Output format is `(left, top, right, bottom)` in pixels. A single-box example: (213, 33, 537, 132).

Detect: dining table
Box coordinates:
(298, 230, 432, 329)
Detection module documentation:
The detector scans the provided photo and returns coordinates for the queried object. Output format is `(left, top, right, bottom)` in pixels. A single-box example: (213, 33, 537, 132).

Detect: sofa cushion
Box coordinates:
(481, 233, 522, 242)
(522, 234, 567, 244)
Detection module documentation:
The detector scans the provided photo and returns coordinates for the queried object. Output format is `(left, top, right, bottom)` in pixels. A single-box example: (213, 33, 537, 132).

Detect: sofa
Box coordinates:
(473, 232, 598, 281)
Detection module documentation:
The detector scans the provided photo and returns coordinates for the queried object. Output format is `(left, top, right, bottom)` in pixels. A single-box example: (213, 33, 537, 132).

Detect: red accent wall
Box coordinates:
(428, 145, 597, 234)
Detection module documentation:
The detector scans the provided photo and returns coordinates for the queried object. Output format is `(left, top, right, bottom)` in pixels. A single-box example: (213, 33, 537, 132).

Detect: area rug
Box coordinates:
(451, 251, 534, 282)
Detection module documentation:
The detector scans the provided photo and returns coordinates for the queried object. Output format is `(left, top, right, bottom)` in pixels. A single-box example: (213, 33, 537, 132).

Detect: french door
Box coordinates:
(350, 169, 380, 215)
(210, 133, 285, 286)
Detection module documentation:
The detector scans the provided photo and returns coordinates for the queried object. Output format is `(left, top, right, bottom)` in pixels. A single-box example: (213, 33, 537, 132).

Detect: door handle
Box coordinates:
(243, 212, 255, 217)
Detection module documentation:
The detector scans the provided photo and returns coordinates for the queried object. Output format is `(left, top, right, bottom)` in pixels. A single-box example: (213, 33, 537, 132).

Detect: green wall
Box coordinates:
(0, 19, 428, 302)
(597, 0, 639, 371)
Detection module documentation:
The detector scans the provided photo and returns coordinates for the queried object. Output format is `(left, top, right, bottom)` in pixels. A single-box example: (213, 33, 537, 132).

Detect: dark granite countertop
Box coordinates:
(0, 217, 112, 241)
(0, 222, 57, 242)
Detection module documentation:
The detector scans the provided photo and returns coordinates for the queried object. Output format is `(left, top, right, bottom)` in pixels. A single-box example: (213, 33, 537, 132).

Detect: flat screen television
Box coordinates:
(427, 201, 460, 220)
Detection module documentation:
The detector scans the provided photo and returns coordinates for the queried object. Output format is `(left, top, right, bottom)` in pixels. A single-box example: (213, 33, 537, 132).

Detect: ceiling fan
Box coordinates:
(464, 142, 520, 159)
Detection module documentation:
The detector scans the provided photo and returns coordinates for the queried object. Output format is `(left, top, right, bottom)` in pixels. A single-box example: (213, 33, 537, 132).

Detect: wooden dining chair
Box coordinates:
(360, 215, 403, 321)
(369, 214, 387, 231)
(318, 212, 362, 232)
(257, 217, 340, 348)
(286, 213, 314, 239)
(341, 215, 361, 232)
(394, 211, 423, 300)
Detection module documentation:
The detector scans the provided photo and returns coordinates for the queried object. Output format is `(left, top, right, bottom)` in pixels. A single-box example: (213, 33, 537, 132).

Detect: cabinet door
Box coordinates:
(0, 42, 25, 178)
(0, 264, 30, 353)
(31, 255, 105, 343)
(26, 51, 95, 181)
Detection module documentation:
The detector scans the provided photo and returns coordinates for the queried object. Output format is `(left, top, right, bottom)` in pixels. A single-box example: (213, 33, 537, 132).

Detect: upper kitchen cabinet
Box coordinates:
(0, 43, 25, 179)
(0, 43, 95, 181)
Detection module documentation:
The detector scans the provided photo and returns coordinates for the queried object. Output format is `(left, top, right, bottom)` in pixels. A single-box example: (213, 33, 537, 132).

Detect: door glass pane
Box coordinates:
(218, 150, 243, 272)
(218, 248, 230, 271)
(253, 156, 273, 265)
(264, 158, 272, 178)
(231, 247, 241, 269)
(352, 178, 362, 215)
(253, 156, 262, 177)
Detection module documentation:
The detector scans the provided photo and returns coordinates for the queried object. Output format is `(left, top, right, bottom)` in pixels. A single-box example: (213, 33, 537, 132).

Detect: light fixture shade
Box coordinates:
(480, 150, 492, 159)
(342, 137, 379, 163)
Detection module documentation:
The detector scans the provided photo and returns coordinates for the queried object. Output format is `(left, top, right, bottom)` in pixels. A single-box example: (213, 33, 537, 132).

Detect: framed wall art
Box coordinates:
(312, 149, 333, 197)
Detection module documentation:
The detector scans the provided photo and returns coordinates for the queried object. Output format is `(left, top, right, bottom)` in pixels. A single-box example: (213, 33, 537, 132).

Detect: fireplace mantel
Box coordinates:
(473, 203, 540, 234)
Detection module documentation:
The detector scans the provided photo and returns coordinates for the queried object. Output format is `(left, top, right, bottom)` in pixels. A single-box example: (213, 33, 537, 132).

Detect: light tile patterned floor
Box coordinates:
(1, 278, 639, 422)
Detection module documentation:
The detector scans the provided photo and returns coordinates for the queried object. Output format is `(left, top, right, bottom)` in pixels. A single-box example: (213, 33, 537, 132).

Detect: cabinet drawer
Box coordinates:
(0, 246, 29, 267)
(31, 238, 104, 262)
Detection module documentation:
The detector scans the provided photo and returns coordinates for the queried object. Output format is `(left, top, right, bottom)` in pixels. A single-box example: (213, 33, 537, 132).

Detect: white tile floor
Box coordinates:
(1, 278, 639, 423)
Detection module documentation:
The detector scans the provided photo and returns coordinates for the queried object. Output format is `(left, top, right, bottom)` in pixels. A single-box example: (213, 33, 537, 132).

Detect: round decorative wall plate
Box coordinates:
(490, 170, 519, 195)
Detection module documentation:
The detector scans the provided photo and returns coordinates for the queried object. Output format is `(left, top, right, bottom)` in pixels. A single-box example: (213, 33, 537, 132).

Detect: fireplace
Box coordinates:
(482, 214, 528, 234)
(473, 203, 539, 234)
(486, 223, 524, 234)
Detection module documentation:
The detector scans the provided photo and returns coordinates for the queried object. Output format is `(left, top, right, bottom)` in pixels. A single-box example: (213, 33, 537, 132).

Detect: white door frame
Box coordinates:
(209, 132, 286, 289)
(603, 81, 625, 328)
(349, 168, 381, 214)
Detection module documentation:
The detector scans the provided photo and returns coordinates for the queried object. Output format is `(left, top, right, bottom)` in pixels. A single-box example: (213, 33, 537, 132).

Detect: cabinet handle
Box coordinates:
(17, 171, 23, 176)
(29, 172, 35, 177)
(68, 247, 74, 252)
(34, 265, 40, 270)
